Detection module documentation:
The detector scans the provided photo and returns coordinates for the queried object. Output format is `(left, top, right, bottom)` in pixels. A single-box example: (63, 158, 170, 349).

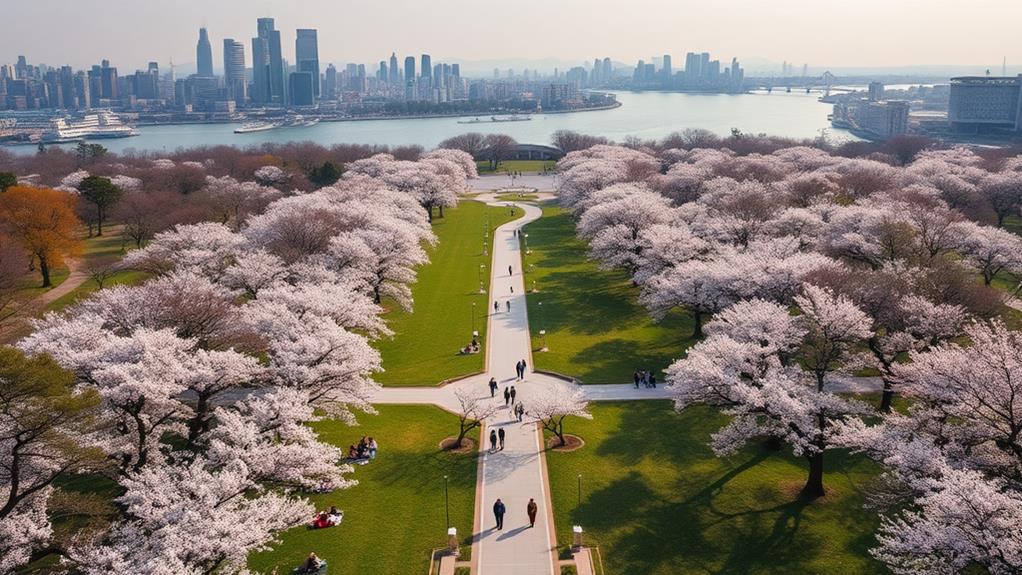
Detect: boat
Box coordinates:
(456, 114, 533, 124)
(40, 111, 138, 142)
(234, 121, 278, 134)
(302, 118, 321, 127)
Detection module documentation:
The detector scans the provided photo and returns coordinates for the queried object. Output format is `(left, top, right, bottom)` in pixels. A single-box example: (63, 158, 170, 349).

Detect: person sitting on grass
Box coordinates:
(296, 552, 324, 573)
(367, 437, 378, 460)
(347, 444, 359, 460)
(327, 506, 343, 525)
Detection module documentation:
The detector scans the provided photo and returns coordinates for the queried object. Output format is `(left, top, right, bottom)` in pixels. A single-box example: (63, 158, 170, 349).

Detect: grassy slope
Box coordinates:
(249, 405, 478, 575)
(522, 207, 695, 383)
(546, 402, 884, 575)
(476, 160, 558, 174)
(374, 201, 518, 386)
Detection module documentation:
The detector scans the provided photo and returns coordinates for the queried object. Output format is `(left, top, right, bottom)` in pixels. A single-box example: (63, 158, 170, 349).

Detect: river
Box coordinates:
(8, 90, 856, 155)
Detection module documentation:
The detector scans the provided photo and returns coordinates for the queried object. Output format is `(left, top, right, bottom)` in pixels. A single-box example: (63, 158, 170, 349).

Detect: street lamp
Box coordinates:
(471, 302, 476, 333)
(478, 264, 486, 294)
(524, 233, 530, 254)
(444, 475, 450, 530)
(539, 329, 547, 352)
(577, 474, 582, 512)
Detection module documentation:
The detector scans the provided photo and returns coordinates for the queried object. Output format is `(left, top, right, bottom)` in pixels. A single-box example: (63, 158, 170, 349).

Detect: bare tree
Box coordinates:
(439, 133, 488, 158)
(481, 134, 518, 171)
(452, 389, 500, 448)
(87, 264, 117, 290)
(551, 130, 609, 153)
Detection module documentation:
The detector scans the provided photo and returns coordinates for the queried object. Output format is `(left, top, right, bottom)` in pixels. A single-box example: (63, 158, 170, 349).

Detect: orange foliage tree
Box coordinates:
(0, 186, 83, 287)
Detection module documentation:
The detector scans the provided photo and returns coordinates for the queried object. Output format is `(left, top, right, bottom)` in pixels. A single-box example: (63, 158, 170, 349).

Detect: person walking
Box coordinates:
(494, 301, 499, 313)
(489, 429, 498, 452)
(503, 387, 511, 407)
(650, 372, 657, 388)
(514, 359, 522, 381)
(520, 358, 527, 378)
(489, 377, 498, 397)
(498, 427, 506, 450)
(508, 265, 513, 276)
(515, 402, 525, 422)
(493, 498, 506, 530)
(633, 370, 640, 389)
(510, 385, 517, 405)
(506, 300, 511, 312)
(527, 498, 538, 528)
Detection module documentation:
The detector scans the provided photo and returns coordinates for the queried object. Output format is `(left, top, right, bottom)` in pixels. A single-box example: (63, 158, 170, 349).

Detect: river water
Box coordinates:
(8, 90, 855, 155)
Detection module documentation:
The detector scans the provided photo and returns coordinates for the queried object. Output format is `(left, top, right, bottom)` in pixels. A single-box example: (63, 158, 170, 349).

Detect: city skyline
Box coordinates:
(3, 0, 1022, 74)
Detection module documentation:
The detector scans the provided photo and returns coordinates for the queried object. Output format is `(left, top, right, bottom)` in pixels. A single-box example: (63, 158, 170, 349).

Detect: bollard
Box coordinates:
(572, 525, 583, 549)
(447, 527, 460, 557)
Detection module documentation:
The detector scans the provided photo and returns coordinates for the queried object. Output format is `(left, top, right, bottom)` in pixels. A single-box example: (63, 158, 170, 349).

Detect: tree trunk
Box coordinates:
(439, 205, 445, 218)
(691, 310, 704, 339)
(96, 205, 105, 236)
(879, 380, 895, 413)
(802, 452, 825, 498)
(39, 255, 51, 288)
(425, 204, 434, 223)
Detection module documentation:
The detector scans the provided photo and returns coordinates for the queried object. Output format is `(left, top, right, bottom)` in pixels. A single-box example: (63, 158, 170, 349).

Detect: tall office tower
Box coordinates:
(420, 54, 432, 87)
(196, 28, 214, 77)
(389, 52, 399, 84)
(59, 66, 75, 108)
(15, 56, 28, 78)
(404, 56, 416, 99)
(74, 71, 91, 108)
(451, 63, 460, 78)
(295, 29, 320, 98)
(100, 59, 118, 99)
(324, 64, 337, 98)
(252, 18, 284, 104)
(602, 57, 612, 81)
(288, 72, 314, 106)
(699, 53, 710, 78)
(378, 61, 388, 82)
(223, 38, 247, 104)
(662, 54, 672, 82)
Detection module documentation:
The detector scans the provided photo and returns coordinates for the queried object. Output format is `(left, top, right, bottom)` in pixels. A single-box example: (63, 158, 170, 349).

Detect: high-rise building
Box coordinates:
(324, 64, 337, 99)
(867, 81, 885, 102)
(288, 72, 314, 106)
(295, 29, 320, 98)
(389, 52, 399, 84)
(452, 63, 460, 79)
(223, 38, 246, 104)
(196, 28, 214, 77)
(949, 75, 1022, 133)
(100, 59, 118, 100)
(404, 56, 416, 100)
(662, 54, 672, 83)
(252, 18, 284, 104)
(420, 54, 431, 85)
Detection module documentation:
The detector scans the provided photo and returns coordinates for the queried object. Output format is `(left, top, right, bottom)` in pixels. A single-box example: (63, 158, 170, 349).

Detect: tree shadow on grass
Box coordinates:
(575, 454, 825, 575)
(594, 403, 725, 467)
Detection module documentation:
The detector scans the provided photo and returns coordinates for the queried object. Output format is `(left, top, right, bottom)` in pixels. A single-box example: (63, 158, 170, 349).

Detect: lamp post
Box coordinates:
(524, 233, 530, 254)
(471, 302, 476, 334)
(577, 473, 582, 512)
(444, 474, 450, 530)
(478, 264, 486, 294)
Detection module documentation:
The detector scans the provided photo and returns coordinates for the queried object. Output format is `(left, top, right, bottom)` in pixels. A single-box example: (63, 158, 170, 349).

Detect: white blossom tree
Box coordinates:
(528, 386, 592, 447)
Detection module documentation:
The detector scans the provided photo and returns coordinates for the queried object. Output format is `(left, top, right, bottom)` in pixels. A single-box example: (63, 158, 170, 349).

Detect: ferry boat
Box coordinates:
(457, 114, 533, 124)
(41, 111, 138, 142)
(234, 121, 278, 134)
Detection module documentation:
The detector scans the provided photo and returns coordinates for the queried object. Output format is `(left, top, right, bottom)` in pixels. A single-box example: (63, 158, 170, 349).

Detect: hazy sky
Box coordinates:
(4, 0, 1021, 73)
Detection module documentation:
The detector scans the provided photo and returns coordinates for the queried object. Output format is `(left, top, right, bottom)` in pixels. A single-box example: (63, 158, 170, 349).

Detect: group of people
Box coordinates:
(489, 427, 506, 451)
(494, 299, 511, 313)
(633, 369, 657, 388)
(514, 358, 527, 380)
(492, 497, 540, 530)
(346, 436, 378, 462)
(309, 506, 343, 529)
(461, 337, 481, 355)
(503, 385, 517, 406)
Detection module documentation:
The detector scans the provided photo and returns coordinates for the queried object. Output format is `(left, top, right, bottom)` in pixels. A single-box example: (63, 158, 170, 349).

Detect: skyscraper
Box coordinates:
(223, 39, 246, 104)
(404, 56, 416, 100)
(324, 64, 337, 99)
(420, 54, 431, 86)
(252, 18, 284, 104)
(662, 54, 672, 83)
(295, 29, 320, 99)
(389, 52, 399, 84)
(196, 28, 214, 77)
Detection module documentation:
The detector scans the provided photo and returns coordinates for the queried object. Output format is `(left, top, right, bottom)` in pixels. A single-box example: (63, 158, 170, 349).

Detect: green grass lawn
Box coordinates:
(249, 405, 479, 575)
(374, 201, 518, 386)
(546, 401, 884, 575)
(522, 207, 696, 383)
(476, 160, 557, 174)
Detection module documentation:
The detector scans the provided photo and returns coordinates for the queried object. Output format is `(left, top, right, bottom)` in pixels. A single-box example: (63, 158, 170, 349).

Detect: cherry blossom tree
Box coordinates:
(666, 286, 873, 497)
(836, 320, 1022, 573)
(577, 185, 677, 275)
(452, 389, 501, 448)
(980, 171, 1022, 227)
(200, 175, 281, 231)
(528, 386, 592, 447)
(954, 221, 1022, 286)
